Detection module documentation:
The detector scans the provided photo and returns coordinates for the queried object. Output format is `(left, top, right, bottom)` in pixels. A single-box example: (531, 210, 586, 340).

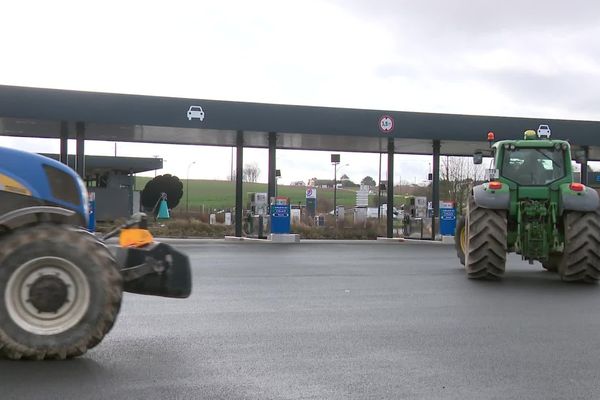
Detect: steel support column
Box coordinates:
(387, 138, 394, 238)
(432, 140, 441, 240)
(267, 132, 277, 203)
(60, 121, 69, 165)
(581, 146, 589, 185)
(235, 131, 244, 237)
(377, 153, 382, 221)
(75, 122, 85, 178)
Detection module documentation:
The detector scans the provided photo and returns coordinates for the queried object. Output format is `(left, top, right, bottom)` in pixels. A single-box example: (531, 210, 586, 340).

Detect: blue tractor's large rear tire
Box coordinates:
(464, 194, 507, 279)
(0, 224, 122, 360)
(559, 211, 600, 283)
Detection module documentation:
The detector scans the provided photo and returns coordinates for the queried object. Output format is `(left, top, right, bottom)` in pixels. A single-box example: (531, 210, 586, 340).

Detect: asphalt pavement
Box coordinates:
(2, 240, 600, 400)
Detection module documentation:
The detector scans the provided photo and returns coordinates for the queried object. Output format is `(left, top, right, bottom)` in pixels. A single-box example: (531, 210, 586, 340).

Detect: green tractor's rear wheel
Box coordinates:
(455, 216, 466, 266)
(464, 195, 507, 279)
(559, 211, 600, 283)
(0, 224, 123, 360)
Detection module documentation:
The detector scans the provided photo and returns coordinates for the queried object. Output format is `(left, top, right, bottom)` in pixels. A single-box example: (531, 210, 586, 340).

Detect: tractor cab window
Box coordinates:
(501, 148, 565, 185)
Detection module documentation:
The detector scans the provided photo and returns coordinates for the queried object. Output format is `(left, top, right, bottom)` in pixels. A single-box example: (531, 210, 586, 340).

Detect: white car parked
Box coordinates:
(537, 124, 551, 139)
(187, 106, 205, 121)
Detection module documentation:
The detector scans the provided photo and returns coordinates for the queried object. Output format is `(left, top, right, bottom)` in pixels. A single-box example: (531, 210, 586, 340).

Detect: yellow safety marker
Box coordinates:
(524, 130, 537, 140)
(119, 228, 154, 248)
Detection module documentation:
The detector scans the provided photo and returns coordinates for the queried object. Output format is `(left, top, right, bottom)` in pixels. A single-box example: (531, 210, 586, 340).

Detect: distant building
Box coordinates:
(42, 153, 162, 221)
(307, 177, 347, 188)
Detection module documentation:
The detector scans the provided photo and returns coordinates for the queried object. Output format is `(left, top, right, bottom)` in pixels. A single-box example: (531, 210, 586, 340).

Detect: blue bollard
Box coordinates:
(88, 192, 96, 232)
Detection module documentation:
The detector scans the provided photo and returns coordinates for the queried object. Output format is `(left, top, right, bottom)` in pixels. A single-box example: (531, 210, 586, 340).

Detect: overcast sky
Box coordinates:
(1, 0, 599, 184)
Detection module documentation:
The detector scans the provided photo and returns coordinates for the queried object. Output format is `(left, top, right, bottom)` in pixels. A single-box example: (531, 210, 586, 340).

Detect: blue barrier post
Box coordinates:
(88, 192, 96, 232)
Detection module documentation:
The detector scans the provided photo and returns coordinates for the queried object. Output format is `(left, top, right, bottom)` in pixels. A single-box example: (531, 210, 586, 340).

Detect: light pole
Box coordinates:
(153, 155, 160, 177)
(186, 161, 196, 214)
(331, 154, 340, 214)
(275, 169, 281, 197)
(230, 147, 234, 181)
(378, 153, 382, 221)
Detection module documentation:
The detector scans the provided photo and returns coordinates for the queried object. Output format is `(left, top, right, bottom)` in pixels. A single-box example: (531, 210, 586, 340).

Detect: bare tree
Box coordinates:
(441, 156, 486, 213)
(243, 163, 261, 183)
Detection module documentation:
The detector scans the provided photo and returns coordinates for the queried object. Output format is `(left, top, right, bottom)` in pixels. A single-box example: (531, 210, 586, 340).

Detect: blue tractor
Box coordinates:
(0, 147, 191, 360)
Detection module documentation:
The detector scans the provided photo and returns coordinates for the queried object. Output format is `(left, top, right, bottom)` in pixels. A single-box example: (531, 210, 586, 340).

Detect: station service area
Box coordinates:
(2, 82, 600, 370)
(2, 85, 600, 247)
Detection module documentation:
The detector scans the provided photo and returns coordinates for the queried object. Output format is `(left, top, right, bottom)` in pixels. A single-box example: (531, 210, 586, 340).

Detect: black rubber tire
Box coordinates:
(455, 216, 466, 266)
(0, 224, 123, 360)
(558, 211, 600, 283)
(464, 194, 507, 279)
(542, 254, 560, 272)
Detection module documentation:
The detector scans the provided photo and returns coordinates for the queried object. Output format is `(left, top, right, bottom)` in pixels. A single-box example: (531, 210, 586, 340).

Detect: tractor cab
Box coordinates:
(493, 134, 572, 192)
(477, 129, 572, 188)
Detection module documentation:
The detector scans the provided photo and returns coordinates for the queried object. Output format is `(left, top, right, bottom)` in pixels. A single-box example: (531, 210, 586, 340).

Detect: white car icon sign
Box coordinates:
(537, 124, 551, 138)
(187, 106, 205, 121)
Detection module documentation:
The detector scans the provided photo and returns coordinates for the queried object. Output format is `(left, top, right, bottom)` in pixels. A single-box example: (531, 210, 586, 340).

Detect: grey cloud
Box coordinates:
(331, 0, 600, 37)
(485, 71, 600, 118)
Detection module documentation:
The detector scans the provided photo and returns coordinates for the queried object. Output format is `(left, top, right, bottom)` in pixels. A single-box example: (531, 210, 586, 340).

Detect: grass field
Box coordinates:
(135, 177, 407, 212)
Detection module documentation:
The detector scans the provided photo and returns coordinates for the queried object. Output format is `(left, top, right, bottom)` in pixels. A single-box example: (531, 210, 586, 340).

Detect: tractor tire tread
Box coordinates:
(559, 211, 600, 283)
(0, 224, 122, 360)
(455, 216, 466, 266)
(465, 195, 507, 280)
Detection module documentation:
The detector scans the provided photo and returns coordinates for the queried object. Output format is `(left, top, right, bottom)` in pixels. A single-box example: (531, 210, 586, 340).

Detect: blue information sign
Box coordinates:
(271, 204, 291, 234)
(439, 207, 456, 236)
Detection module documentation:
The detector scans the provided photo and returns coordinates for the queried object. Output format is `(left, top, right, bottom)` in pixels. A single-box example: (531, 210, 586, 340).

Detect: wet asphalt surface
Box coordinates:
(1, 240, 600, 400)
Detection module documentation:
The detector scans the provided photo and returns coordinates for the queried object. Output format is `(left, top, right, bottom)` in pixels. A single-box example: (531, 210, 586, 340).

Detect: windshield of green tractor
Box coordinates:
(500, 147, 566, 185)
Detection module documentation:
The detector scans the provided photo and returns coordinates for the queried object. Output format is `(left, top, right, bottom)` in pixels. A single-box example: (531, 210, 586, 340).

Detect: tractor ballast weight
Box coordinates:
(0, 146, 192, 360)
(456, 130, 600, 282)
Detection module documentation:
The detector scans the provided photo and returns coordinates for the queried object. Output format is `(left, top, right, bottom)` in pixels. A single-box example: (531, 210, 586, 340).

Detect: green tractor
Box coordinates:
(455, 129, 600, 282)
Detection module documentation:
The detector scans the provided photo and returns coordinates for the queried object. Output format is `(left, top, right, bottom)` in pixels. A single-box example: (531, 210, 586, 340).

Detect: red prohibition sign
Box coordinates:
(379, 115, 394, 133)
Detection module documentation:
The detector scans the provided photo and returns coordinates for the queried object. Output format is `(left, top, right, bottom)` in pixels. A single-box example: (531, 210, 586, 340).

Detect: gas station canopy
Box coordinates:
(1, 84, 600, 158)
(3, 84, 600, 239)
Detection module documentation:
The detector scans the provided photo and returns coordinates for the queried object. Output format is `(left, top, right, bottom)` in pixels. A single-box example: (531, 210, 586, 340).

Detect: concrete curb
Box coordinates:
(401, 238, 453, 245)
(105, 236, 454, 246)
(376, 237, 405, 242)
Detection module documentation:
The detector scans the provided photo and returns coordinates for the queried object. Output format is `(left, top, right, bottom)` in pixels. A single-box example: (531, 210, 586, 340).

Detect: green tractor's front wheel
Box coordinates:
(559, 211, 600, 283)
(0, 224, 123, 360)
(464, 195, 507, 279)
(455, 216, 466, 266)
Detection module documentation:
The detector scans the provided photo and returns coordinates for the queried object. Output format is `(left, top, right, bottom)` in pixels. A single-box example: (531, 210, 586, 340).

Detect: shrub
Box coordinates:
(148, 219, 234, 238)
(291, 221, 380, 240)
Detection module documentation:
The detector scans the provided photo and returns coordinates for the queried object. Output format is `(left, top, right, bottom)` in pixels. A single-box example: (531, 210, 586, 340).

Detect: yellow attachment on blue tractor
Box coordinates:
(119, 228, 154, 248)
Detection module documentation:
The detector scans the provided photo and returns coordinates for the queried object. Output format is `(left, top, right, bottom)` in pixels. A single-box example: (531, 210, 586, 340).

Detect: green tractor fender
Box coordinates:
(559, 183, 599, 213)
(472, 183, 510, 210)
